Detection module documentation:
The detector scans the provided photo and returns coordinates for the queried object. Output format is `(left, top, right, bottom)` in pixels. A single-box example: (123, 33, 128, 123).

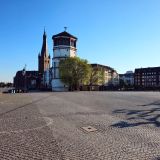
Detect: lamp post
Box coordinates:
(22, 64, 27, 92)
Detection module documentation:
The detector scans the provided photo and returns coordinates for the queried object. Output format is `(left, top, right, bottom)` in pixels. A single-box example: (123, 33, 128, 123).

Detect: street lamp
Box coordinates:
(22, 64, 27, 92)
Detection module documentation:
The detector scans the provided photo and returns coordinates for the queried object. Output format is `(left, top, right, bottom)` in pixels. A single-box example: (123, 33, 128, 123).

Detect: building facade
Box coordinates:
(134, 67, 160, 89)
(14, 30, 50, 90)
(119, 71, 134, 86)
(91, 64, 119, 88)
(42, 67, 52, 89)
(14, 70, 39, 90)
(51, 31, 77, 91)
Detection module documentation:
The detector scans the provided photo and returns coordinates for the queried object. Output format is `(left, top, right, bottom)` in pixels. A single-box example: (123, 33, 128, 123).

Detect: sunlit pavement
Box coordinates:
(0, 91, 160, 160)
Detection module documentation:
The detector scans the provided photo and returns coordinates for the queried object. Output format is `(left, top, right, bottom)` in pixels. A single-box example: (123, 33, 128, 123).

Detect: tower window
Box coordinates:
(54, 39, 58, 46)
(71, 40, 75, 47)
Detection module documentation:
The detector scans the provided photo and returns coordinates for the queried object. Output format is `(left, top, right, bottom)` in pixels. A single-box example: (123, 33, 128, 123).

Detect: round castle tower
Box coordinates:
(51, 30, 77, 91)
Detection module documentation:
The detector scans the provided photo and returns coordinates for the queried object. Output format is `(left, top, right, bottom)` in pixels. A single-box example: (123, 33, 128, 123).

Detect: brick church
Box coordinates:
(14, 28, 77, 91)
(14, 29, 51, 90)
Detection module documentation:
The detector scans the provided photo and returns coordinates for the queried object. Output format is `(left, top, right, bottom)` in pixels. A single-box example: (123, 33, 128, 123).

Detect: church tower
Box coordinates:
(51, 29, 77, 91)
(38, 29, 50, 75)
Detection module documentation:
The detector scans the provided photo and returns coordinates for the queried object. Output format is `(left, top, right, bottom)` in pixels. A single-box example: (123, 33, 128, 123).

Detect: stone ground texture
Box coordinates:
(0, 91, 160, 160)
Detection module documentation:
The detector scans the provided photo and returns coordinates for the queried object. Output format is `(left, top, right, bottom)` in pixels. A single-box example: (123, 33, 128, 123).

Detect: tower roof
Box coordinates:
(52, 31, 77, 39)
(41, 30, 48, 57)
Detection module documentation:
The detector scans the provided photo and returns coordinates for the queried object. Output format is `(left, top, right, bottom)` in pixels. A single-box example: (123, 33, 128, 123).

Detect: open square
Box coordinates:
(0, 91, 160, 159)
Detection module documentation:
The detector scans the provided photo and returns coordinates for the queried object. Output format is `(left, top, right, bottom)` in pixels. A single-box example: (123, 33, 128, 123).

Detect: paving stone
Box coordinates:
(0, 92, 160, 159)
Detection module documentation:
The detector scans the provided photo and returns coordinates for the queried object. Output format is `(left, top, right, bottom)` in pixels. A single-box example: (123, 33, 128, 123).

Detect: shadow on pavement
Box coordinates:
(111, 100, 160, 128)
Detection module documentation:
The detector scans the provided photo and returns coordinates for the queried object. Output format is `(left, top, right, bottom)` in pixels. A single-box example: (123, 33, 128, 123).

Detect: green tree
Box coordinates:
(6, 83, 13, 87)
(0, 82, 5, 88)
(59, 57, 90, 91)
(88, 67, 105, 90)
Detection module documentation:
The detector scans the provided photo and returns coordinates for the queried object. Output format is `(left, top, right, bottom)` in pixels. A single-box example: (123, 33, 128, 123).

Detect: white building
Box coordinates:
(51, 30, 77, 91)
(43, 68, 52, 89)
(91, 64, 119, 87)
(119, 71, 134, 86)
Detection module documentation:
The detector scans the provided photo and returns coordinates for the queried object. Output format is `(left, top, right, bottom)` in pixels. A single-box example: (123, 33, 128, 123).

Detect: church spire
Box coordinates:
(38, 29, 50, 74)
(41, 28, 48, 57)
(43, 27, 46, 38)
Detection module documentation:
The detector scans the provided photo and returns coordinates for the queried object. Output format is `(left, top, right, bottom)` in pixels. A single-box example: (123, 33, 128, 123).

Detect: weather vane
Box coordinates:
(64, 26, 67, 31)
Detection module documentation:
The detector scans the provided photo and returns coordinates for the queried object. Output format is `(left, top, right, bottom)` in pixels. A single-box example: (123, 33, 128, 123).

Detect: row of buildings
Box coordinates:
(134, 67, 160, 90)
(14, 29, 119, 91)
(14, 29, 160, 91)
(119, 67, 160, 90)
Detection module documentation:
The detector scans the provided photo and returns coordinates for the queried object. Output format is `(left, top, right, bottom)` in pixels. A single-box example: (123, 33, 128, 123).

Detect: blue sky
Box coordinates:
(0, 0, 160, 82)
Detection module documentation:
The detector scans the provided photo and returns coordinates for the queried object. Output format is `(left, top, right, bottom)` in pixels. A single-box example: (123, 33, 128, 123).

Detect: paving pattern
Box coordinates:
(0, 92, 160, 159)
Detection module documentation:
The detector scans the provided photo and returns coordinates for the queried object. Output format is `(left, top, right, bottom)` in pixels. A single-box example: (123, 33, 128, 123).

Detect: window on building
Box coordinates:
(71, 40, 74, 47)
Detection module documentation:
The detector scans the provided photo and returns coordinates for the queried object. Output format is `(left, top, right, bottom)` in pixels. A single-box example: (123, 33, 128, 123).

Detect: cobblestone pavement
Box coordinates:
(0, 92, 160, 159)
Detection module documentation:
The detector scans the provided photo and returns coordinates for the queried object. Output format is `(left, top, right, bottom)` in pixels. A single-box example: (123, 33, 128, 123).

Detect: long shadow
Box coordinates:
(111, 100, 160, 128)
(137, 100, 160, 106)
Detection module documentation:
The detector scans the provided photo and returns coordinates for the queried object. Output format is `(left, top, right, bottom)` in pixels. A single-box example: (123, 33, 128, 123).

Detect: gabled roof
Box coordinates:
(52, 31, 77, 39)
